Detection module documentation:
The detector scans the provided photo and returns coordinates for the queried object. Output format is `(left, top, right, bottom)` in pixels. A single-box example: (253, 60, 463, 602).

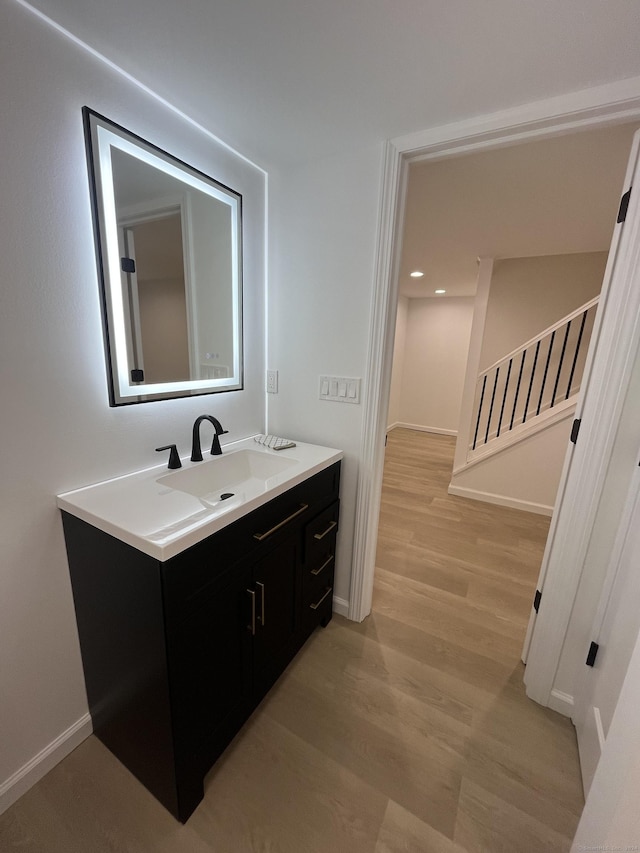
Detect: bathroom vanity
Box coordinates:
(58, 438, 341, 821)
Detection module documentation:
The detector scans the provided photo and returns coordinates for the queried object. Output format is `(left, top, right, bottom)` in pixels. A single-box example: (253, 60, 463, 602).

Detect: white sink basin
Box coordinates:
(157, 449, 298, 502)
(57, 437, 342, 560)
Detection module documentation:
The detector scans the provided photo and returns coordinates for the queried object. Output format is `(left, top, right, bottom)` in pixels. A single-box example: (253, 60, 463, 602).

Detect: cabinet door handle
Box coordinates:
(310, 586, 333, 610)
(311, 554, 334, 576)
(247, 589, 256, 636)
(253, 503, 309, 541)
(256, 581, 265, 626)
(313, 520, 337, 541)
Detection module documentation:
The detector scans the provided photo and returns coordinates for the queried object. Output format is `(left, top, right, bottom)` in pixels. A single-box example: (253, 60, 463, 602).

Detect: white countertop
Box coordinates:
(57, 436, 343, 561)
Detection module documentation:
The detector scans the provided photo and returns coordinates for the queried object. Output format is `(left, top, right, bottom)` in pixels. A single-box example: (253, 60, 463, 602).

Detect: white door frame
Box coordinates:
(349, 77, 640, 702)
(524, 131, 640, 711)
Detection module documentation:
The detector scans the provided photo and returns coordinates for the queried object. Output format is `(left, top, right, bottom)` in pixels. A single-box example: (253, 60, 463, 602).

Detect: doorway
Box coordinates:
(388, 128, 634, 515)
(350, 102, 640, 633)
(351, 96, 640, 841)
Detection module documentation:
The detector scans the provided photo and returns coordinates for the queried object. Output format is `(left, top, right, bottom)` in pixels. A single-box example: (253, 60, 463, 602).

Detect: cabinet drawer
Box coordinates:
(303, 500, 338, 617)
(304, 500, 339, 569)
(306, 584, 333, 616)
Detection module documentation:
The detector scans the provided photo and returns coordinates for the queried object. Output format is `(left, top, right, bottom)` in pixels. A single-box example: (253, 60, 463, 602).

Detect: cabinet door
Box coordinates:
(168, 562, 253, 761)
(252, 537, 300, 697)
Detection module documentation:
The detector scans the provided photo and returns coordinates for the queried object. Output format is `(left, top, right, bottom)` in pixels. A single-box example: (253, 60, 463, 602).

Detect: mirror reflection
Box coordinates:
(83, 108, 243, 405)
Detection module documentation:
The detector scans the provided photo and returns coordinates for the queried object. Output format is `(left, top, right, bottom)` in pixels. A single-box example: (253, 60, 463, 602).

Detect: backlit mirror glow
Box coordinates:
(83, 108, 243, 405)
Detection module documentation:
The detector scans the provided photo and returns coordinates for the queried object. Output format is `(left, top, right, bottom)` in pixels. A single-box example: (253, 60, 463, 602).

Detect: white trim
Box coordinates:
(524, 131, 640, 707)
(332, 596, 349, 618)
(0, 713, 92, 816)
(478, 296, 600, 379)
(447, 484, 553, 516)
(348, 141, 406, 623)
(351, 78, 640, 672)
(453, 258, 494, 474)
(393, 76, 640, 159)
(594, 706, 606, 752)
(458, 397, 576, 473)
(391, 422, 457, 436)
(548, 688, 575, 718)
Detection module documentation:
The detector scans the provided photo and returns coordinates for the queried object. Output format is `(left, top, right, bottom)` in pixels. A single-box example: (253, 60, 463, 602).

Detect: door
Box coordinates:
(572, 350, 640, 794)
(252, 537, 300, 697)
(168, 561, 253, 757)
(522, 130, 640, 702)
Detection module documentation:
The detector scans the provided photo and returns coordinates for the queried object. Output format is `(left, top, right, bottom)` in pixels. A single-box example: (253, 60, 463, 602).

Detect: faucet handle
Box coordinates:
(156, 444, 182, 469)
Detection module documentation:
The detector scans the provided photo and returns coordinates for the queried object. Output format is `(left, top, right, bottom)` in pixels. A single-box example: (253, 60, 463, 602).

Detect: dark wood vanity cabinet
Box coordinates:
(62, 461, 340, 822)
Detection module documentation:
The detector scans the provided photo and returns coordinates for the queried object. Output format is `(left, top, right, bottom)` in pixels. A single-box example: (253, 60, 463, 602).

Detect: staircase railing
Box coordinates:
(471, 296, 599, 453)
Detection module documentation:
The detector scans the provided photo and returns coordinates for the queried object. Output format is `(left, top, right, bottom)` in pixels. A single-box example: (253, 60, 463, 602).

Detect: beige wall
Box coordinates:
(480, 251, 608, 370)
(137, 277, 190, 382)
(134, 214, 190, 382)
(451, 251, 607, 514)
(450, 414, 573, 512)
(390, 297, 474, 434)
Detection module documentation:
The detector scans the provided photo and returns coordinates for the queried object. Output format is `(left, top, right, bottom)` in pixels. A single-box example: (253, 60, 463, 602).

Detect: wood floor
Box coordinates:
(0, 428, 584, 851)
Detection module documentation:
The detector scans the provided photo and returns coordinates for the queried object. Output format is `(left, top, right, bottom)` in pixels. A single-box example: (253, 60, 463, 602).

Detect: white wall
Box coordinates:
(267, 146, 383, 605)
(4, 7, 640, 846)
(387, 296, 408, 427)
(393, 297, 474, 433)
(0, 1, 265, 807)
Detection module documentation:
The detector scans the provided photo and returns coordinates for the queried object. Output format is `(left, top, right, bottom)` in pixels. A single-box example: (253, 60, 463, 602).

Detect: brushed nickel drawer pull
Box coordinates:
(311, 554, 334, 576)
(313, 520, 337, 541)
(310, 586, 333, 610)
(256, 581, 265, 626)
(253, 503, 309, 541)
(247, 589, 256, 636)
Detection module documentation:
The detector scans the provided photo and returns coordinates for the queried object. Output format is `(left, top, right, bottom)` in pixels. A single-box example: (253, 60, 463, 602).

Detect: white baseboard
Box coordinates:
(548, 688, 575, 718)
(332, 595, 349, 617)
(388, 422, 457, 436)
(447, 484, 553, 516)
(0, 712, 92, 816)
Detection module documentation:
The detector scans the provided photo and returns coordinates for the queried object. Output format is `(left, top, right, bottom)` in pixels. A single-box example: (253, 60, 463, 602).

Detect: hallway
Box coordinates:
(371, 427, 584, 849)
(0, 430, 584, 852)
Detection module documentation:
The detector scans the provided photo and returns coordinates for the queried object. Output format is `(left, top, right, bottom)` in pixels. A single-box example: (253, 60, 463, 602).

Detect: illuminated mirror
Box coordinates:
(83, 107, 243, 405)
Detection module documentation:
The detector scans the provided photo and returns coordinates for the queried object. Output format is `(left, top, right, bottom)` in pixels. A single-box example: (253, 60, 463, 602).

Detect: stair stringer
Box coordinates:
(449, 397, 577, 514)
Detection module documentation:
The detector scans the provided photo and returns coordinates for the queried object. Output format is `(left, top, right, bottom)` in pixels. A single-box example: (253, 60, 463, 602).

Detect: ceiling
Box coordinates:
(20, 0, 640, 168)
(399, 122, 639, 298)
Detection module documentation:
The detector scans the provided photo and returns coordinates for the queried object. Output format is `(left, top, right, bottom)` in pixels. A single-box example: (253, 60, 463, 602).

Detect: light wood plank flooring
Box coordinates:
(0, 428, 583, 851)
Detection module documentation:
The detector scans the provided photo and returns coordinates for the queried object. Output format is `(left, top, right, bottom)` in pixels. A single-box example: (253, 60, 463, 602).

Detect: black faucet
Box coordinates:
(191, 415, 229, 461)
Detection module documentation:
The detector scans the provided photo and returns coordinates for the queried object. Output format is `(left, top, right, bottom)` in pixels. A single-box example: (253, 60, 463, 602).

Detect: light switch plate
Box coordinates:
(319, 375, 361, 404)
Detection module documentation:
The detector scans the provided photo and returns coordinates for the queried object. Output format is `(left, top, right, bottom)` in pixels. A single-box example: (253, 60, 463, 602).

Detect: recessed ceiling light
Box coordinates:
(435, 289, 446, 294)
(410, 270, 424, 278)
